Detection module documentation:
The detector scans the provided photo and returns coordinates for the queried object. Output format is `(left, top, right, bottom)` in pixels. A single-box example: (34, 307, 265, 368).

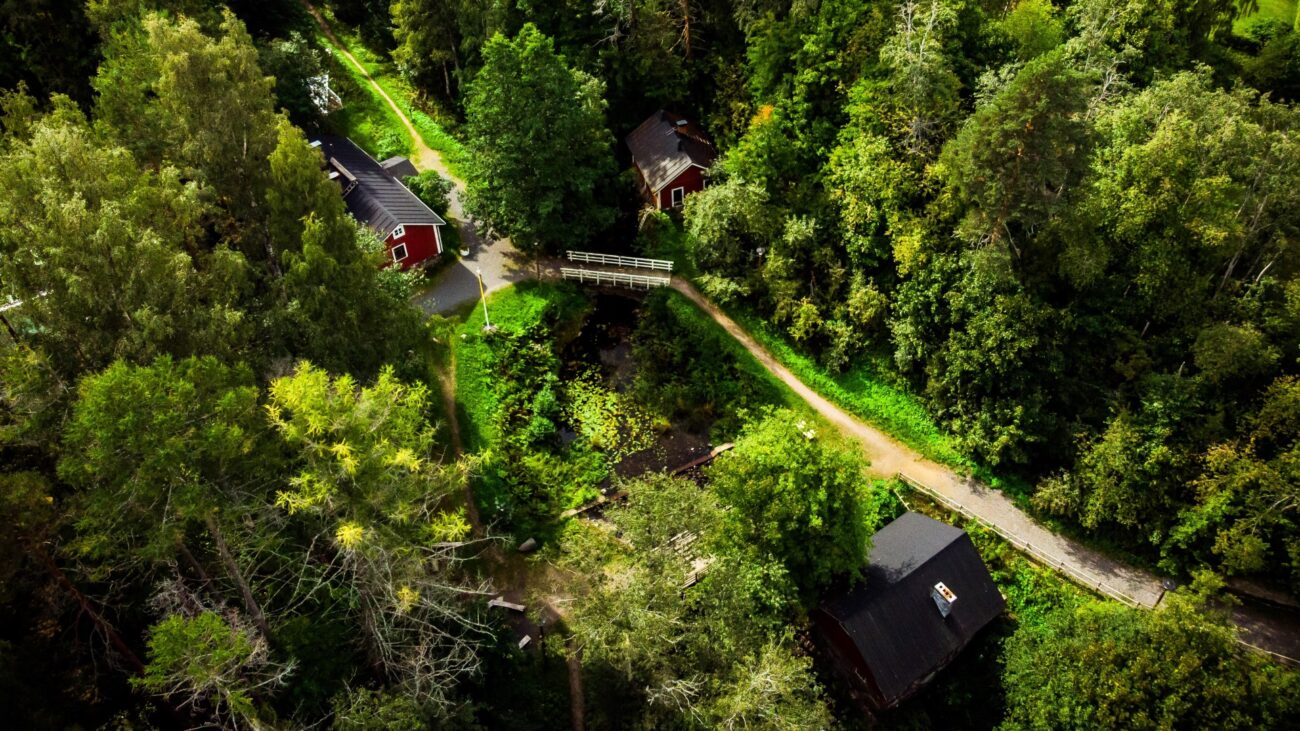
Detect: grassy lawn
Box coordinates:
(1234, 0, 1299, 34)
(317, 12, 469, 179)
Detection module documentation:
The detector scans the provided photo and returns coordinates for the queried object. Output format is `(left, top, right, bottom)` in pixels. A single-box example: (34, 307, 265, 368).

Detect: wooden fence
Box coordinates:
(895, 472, 1150, 609)
(565, 250, 674, 272)
(897, 472, 1300, 666)
(560, 267, 670, 290)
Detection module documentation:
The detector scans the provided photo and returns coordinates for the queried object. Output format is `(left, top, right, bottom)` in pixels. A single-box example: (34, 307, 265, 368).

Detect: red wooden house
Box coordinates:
(311, 136, 445, 269)
(626, 110, 716, 210)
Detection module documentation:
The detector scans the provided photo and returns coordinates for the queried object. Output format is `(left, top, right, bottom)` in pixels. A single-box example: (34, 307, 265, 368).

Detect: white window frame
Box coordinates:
(670, 186, 686, 207)
(391, 243, 409, 262)
(391, 224, 406, 239)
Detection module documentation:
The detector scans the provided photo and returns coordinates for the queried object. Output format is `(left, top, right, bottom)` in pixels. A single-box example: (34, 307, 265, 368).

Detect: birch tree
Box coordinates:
(879, 0, 961, 157)
(268, 364, 493, 708)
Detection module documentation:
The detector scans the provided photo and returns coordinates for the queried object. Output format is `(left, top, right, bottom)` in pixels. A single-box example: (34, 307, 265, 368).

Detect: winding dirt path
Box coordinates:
(301, 1, 447, 180)
(302, 0, 1297, 666)
(668, 277, 1300, 662)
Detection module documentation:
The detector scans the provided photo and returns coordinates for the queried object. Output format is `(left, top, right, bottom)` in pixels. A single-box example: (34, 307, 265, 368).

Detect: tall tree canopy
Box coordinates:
(706, 409, 877, 597)
(0, 105, 248, 378)
(462, 23, 616, 255)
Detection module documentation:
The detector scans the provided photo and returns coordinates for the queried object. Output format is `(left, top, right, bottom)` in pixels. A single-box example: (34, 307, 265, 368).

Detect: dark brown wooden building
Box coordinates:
(813, 512, 1005, 710)
(625, 110, 716, 210)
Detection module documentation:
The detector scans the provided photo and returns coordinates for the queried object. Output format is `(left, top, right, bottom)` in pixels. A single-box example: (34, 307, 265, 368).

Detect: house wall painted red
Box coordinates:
(656, 165, 707, 210)
(386, 223, 442, 269)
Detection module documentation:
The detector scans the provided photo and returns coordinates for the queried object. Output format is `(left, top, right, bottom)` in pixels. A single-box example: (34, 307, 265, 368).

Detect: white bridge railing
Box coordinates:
(561, 267, 670, 290)
(897, 471, 1300, 666)
(896, 472, 1149, 609)
(566, 250, 673, 272)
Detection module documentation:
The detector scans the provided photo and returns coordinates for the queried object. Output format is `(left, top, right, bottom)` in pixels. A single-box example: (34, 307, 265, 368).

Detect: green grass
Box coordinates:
(318, 15, 469, 179)
(453, 282, 590, 452)
(1234, 0, 1299, 34)
(320, 39, 410, 160)
(723, 302, 967, 469)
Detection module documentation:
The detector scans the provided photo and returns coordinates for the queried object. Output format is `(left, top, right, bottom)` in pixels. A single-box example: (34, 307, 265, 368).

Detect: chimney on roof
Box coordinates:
(931, 582, 957, 618)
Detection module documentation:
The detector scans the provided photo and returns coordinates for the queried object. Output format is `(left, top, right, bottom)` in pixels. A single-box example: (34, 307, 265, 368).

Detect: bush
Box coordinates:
(404, 170, 453, 217)
(374, 128, 407, 161)
(706, 409, 879, 599)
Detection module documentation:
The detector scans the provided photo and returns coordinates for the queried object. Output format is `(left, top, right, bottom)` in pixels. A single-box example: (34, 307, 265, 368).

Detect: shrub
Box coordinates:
(404, 170, 453, 217)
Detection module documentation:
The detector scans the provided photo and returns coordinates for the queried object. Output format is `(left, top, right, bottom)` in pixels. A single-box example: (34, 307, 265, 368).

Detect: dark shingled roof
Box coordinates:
(625, 110, 716, 193)
(820, 512, 1005, 707)
(380, 156, 420, 181)
(312, 136, 444, 239)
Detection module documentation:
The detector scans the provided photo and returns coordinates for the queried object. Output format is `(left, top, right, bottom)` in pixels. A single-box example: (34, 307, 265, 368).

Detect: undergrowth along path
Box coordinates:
(301, 1, 527, 313)
(668, 278, 1163, 609)
(669, 276, 1300, 662)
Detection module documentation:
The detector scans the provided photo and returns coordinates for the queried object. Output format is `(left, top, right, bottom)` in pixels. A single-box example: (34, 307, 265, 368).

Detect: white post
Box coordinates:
(476, 268, 492, 330)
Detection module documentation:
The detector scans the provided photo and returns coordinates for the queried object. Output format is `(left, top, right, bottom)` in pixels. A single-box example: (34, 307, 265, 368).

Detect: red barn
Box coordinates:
(312, 136, 445, 269)
(626, 110, 716, 211)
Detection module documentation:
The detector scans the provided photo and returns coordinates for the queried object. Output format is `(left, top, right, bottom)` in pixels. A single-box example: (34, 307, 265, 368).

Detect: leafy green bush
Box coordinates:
(707, 409, 880, 598)
(404, 170, 453, 217)
(630, 290, 790, 437)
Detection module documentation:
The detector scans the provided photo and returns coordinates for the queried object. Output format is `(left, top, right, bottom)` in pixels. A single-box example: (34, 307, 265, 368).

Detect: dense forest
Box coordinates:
(4, 0, 1300, 728)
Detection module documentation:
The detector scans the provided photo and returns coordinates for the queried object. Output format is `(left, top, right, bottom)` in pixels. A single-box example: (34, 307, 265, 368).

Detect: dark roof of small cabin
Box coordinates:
(625, 110, 716, 193)
(311, 136, 444, 239)
(820, 512, 1005, 706)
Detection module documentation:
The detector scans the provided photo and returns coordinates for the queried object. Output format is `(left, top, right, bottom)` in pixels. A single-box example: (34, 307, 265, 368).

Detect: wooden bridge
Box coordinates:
(565, 250, 673, 271)
(560, 251, 674, 291)
(560, 267, 670, 290)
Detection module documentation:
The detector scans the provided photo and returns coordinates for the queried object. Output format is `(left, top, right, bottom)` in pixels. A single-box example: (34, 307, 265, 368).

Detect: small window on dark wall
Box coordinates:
(391, 243, 408, 262)
(671, 187, 685, 207)
(392, 225, 406, 239)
